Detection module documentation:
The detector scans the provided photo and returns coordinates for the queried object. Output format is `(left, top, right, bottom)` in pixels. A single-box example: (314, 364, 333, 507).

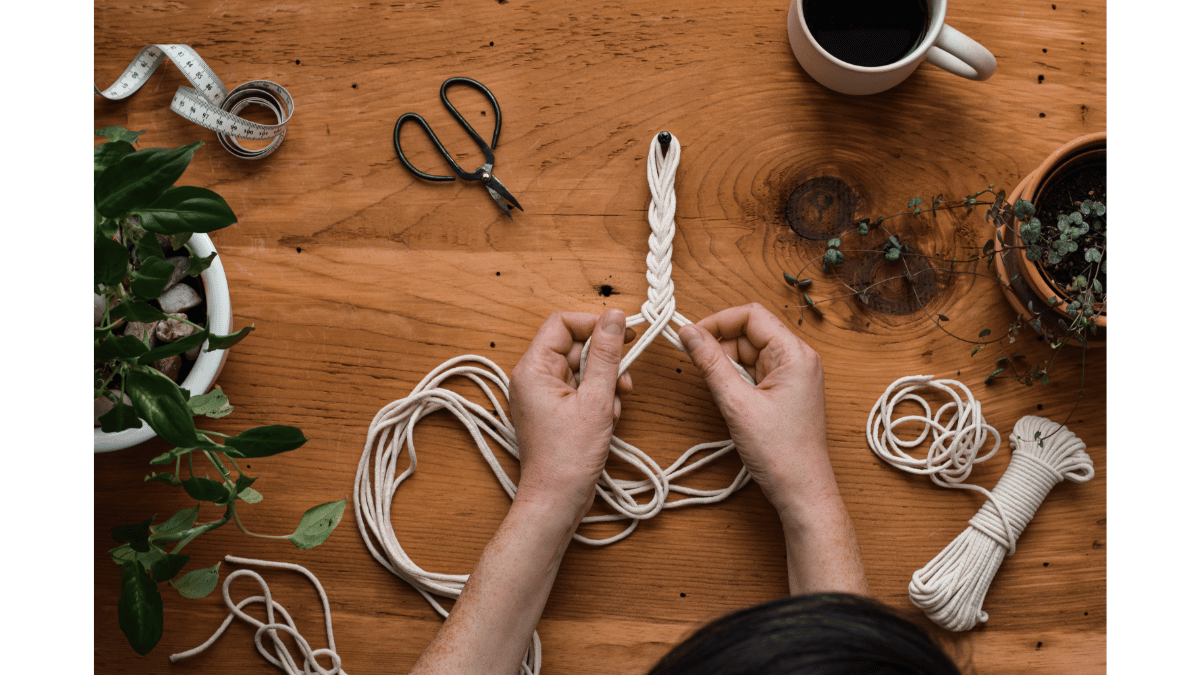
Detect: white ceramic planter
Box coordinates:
(94, 233, 232, 452)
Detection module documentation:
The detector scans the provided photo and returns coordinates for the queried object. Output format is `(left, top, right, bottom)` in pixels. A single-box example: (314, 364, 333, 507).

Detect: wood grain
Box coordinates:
(94, 1, 1106, 673)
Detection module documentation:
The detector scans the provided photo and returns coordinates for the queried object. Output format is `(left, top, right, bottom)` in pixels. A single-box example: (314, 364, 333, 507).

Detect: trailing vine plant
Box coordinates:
(94, 126, 346, 655)
(783, 186, 1106, 388)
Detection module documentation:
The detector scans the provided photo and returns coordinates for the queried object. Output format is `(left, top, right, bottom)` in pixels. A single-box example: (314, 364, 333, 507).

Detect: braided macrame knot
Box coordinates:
(354, 133, 755, 675)
(867, 376, 1094, 631)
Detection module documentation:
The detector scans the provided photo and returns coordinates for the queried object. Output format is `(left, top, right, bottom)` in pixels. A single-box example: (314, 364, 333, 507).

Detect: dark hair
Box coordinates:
(646, 593, 961, 675)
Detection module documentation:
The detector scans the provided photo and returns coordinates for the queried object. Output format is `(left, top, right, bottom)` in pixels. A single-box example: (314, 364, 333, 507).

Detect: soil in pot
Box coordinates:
(1033, 152, 1107, 298)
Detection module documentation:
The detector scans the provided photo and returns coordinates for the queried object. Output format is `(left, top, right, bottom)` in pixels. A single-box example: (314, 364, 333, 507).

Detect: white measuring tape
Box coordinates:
(94, 44, 294, 159)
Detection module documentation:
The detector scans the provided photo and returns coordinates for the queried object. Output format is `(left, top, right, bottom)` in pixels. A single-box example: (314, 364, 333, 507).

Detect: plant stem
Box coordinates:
(230, 507, 289, 540)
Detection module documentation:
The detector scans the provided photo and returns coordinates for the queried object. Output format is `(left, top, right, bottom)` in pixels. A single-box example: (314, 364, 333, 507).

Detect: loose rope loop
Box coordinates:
(866, 376, 1094, 631)
(354, 134, 755, 675)
(171, 556, 347, 675)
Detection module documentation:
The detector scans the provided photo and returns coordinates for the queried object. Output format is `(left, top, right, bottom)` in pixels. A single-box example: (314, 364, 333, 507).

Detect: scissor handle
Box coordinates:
(440, 77, 502, 152)
(393, 77, 502, 182)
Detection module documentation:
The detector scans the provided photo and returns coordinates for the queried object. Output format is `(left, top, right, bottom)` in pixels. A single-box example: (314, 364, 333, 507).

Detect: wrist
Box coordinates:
(512, 483, 594, 533)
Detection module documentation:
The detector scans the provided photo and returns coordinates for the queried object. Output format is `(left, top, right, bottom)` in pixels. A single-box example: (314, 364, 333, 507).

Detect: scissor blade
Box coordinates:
(484, 175, 523, 215)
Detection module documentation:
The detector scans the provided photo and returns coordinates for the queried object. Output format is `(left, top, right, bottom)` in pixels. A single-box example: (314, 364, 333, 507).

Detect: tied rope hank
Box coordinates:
(866, 375, 1094, 631)
(354, 134, 754, 675)
(171, 556, 347, 675)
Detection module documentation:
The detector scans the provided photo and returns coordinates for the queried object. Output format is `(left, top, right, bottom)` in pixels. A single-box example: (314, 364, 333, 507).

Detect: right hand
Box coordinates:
(677, 303, 837, 514)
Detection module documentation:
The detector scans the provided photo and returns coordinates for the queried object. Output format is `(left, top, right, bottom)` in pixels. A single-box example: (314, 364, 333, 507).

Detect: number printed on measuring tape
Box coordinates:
(95, 44, 295, 160)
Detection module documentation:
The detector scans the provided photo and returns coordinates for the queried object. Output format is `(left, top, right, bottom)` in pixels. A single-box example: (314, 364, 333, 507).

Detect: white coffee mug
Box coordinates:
(787, 0, 996, 95)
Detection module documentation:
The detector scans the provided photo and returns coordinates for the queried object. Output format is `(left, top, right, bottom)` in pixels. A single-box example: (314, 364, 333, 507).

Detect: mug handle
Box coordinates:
(925, 24, 997, 81)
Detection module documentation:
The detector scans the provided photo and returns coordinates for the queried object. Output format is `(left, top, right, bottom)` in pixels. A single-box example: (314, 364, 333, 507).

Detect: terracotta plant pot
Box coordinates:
(94, 233, 232, 452)
(991, 132, 1106, 342)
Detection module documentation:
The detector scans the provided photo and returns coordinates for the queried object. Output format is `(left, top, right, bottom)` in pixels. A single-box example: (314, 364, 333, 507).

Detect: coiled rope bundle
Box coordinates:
(867, 375, 1094, 631)
(354, 134, 753, 675)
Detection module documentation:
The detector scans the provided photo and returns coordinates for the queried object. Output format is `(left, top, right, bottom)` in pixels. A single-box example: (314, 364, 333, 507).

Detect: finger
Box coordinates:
(557, 312, 611, 343)
(613, 394, 622, 421)
(567, 327, 636, 373)
(578, 309, 625, 399)
(617, 371, 634, 396)
(526, 313, 593, 367)
(679, 323, 754, 407)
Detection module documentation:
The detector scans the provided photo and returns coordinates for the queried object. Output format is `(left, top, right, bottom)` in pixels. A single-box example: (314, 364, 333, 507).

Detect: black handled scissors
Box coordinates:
(393, 77, 523, 219)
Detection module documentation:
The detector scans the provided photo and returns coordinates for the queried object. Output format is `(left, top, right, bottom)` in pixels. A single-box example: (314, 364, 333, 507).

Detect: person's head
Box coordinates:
(647, 593, 962, 675)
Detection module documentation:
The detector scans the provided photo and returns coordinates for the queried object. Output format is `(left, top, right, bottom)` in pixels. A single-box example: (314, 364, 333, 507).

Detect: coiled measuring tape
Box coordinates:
(94, 44, 294, 159)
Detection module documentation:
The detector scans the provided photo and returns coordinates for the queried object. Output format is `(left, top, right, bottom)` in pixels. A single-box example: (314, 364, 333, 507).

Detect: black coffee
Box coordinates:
(803, 0, 930, 68)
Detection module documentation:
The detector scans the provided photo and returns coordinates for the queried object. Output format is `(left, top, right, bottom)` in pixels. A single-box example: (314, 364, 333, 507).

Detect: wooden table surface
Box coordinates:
(94, 1, 1106, 673)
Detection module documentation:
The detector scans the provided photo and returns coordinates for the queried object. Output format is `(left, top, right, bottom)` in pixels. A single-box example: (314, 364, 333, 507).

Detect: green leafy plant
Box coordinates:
(94, 127, 346, 655)
(783, 184, 1106, 389)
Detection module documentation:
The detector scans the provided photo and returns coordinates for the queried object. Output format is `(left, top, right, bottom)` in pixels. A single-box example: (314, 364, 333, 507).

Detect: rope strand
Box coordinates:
(354, 134, 753, 675)
(866, 375, 1094, 631)
(171, 556, 347, 675)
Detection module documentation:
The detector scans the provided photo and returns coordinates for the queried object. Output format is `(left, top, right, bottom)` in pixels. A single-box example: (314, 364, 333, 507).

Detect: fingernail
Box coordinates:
(681, 325, 702, 353)
(601, 309, 624, 334)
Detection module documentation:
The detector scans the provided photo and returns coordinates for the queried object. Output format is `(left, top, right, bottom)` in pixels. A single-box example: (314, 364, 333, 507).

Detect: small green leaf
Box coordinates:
(984, 367, 1005, 384)
(181, 476, 233, 504)
(971, 345, 982, 357)
(151, 506, 200, 538)
(144, 472, 182, 486)
(134, 232, 164, 262)
(129, 256, 177, 301)
(99, 400, 144, 433)
(827, 238, 841, 248)
(95, 236, 131, 287)
(187, 250, 218, 276)
(95, 140, 136, 180)
(1025, 245, 1043, 262)
(96, 126, 148, 144)
(126, 369, 200, 448)
(223, 425, 309, 459)
(118, 561, 164, 655)
(1093, 278, 1103, 293)
(978, 329, 992, 338)
(132, 186, 238, 235)
(96, 142, 203, 218)
(885, 248, 900, 261)
(287, 499, 347, 550)
(150, 553, 191, 583)
(238, 487, 264, 504)
(1013, 199, 1035, 218)
(907, 197, 922, 208)
(982, 239, 995, 253)
(137, 329, 210, 366)
(100, 334, 151, 360)
(937, 314, 950, 322)
(1085, 247, 1102, 263)
(112, 517, 155, 553)
(148, 446, 194, 465)
(109, 300, 171, 324)
(171, 561, 222, 599)
(204, 325, 255, 352)
(823, 249, 844, 266)
(187, 388, 235, 418)
(859, 222, 869, 235)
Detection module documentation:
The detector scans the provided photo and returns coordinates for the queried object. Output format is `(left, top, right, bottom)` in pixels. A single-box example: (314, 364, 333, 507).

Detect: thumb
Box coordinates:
(579, 309, 625, 399)
(679, 324, 752, 407)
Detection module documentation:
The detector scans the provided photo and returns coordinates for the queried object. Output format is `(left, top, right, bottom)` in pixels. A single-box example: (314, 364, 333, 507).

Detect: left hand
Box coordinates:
(509, 309, 634, 514)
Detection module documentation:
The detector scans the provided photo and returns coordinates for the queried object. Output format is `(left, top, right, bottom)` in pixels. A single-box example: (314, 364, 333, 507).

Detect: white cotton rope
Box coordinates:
(170, 556, 347, 675)
(866, 375, 1094, 631)
(353, 134, 755, 675)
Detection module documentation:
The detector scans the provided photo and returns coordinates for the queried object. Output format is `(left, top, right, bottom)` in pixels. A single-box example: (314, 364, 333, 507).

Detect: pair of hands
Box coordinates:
(509, 303, 832, 518)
